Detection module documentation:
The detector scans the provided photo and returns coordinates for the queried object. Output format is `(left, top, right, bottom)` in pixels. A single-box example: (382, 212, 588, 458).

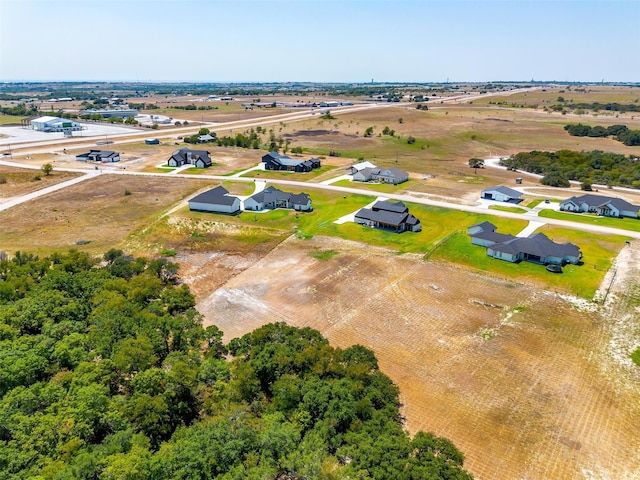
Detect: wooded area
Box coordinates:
(564, 123, 640, 146)
(0, 250, 472, 480)
(500, 150, 640, 188)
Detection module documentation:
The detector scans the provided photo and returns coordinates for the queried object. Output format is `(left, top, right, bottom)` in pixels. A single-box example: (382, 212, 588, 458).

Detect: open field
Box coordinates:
(471, 85, 640, 107)
(539, 209, 640, 232)
(192, 234, 640, 480)
(0, 165, 81, 200)
(0, 174, 211, 255)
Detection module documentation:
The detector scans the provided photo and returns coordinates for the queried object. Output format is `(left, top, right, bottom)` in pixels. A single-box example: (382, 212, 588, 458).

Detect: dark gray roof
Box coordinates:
(491, 233, 580, 259)
(189, 186, 237, 205)
(372, 200, 408, 214)
(472, 230, 516, 244)
(470, 221, 497, 232)
(564, 194, 640, 213)
(355, 208, 409, 227)
(290, 193, 311, 206)
(483, 185, 523, 198)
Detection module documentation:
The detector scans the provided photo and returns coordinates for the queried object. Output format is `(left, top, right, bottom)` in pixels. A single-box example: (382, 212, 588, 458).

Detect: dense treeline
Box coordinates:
(500, 150, 640, 189)
(555, 101, 640, 113)
(0, 250, 472, 479)
(0, 103, 39, 117)
(564, 123, 640, 146)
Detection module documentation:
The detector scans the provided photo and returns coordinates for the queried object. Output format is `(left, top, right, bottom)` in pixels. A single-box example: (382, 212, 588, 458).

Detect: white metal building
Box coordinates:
(30, 116, 84, 132)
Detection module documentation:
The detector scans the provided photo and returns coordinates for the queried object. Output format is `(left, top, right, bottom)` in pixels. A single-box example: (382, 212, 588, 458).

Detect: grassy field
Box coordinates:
(331, 179, 421, 193)
(240, 165, 338, 181)
(0, 166, 81, 199)
(489, 205, 528, 214)
(539, 209, 640, 232)
(0, 114, 22, 125)
(430, 225, 629, 298)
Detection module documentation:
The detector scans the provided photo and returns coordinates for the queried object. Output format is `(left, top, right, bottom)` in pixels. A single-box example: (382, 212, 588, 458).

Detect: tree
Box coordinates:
(407, 136, 416, 144)
(41, 163, 53, 176)
(468, 158, 484, 173)
(363, 126, 374, 137)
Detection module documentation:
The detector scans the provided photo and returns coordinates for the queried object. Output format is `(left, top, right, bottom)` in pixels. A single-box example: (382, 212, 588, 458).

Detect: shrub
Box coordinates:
(124, 189, 132, 196)
(407, 136, 416, 144)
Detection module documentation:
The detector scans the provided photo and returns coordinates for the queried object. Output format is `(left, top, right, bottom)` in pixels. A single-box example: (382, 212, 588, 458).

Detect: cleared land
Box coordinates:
(192, 235, 640, 480)
(0, 165, 81, 200)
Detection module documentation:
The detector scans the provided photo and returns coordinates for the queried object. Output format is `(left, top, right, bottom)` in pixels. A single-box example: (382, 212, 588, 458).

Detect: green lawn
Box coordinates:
(0, 114, 22, 125)
(489, 205, 528, 214)
(180, 166, 220, 174)
(430, 225, 629, 298)
(539, 209, 640, 232)
(526, 199, 543, 208)
(240, 165, 337, 181)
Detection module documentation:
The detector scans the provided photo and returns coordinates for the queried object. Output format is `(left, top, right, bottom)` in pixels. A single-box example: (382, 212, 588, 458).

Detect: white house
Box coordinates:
(31, 116, 84, 132)
(480, 185, 523, 203)
(560, 194, 640, 219)
(244, 186, 312, 212)
(75, 149, 120, 162)
(188, 186, 240, 214)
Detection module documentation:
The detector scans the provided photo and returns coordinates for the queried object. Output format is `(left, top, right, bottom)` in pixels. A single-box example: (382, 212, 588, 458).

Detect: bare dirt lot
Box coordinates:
(0, 165, 81, 200)
(0, 174, 211, 254)
(188, 235, 640, 480)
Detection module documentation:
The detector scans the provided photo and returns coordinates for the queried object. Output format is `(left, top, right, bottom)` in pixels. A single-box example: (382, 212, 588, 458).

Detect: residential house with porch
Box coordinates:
(354, 201, 421, 233)
(559, 194, 640, 219)
(468, 221, 581, 265)
(168, 148, 212, 168)
(262, 152, 321, 172)
(244, 186, 312, 212)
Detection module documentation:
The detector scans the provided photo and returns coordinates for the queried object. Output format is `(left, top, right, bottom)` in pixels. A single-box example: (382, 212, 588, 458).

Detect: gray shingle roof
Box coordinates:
(371, 201, 408, 214)
(483, 186, 523, 198)
(189, 186, 236, 205)
(491, 233, 580, 259)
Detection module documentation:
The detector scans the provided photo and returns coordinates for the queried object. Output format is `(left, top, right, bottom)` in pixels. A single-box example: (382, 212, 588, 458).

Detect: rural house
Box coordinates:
(468, 222, 581, 265)
(559, 194, 640, 219)
(350, 164, 408, 184)
(354, 201, 421, 233)
(188, 186, 241, 214)
(262, 152, 321, 172)
(168, 148, 212, 168)
(244, 186, 312, 212)
(480, 186, 523, 203)
(75, 149, 120, 162)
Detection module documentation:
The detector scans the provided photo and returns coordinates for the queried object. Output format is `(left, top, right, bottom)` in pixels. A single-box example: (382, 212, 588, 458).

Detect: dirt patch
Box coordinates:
(188, 235, 640, 480)
(284, 129, 358, 138)
(0, 174, 211, 254)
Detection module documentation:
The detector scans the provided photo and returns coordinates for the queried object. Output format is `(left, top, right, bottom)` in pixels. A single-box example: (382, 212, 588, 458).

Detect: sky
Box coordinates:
(0, 0, 638, 83)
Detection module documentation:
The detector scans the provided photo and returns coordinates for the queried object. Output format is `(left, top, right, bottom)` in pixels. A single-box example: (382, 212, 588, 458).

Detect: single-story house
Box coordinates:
(354, 201, 421, 233)
(481, 186, 523, 203)
(31, 116, 84, 132)
(168, 148, 212, 168)
(198, 134, 216, 143)
(262, 152, 321, 172)
(468, 222, 581, 265)
(351, 165, 409, 184)
(75, 149, 120, 162)
(244, 186, 312, 212)
(188, 186, 241, 214)
(559, 194, 640, 219)
(373, 167, 409, 184)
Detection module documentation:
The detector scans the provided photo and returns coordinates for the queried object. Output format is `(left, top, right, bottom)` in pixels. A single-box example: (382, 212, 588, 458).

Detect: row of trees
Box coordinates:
(564, 123, 640, 146)
(0, 249, 473, 479)
(500, 150, 640, 189)
(554, 101, 640, 113)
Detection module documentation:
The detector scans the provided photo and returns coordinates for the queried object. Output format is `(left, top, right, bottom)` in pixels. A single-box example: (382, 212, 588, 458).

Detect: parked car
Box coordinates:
(546, 264, 563, 273)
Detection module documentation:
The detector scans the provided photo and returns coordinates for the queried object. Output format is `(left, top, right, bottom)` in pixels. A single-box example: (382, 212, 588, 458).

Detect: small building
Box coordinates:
(354, 201, 421, 233)
(75, 149, 120, 162)
(168, 148, 212, 168)
(481, 185, 523, 203)
(468, 222, 581, 265)
(198, 134, 216, 143)
(188, 186, 241, 214)
(262, 152, 321, 172)
(145, 138, 160, 145)
(30, 116, 84, 132)
(244, 186, 312, 212)
(559, 194, 640, 219)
